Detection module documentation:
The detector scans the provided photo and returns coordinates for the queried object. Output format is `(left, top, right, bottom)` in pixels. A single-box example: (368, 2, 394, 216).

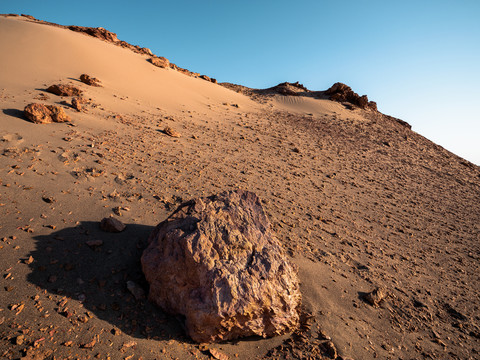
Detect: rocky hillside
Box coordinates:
(0, 14, 479, 360)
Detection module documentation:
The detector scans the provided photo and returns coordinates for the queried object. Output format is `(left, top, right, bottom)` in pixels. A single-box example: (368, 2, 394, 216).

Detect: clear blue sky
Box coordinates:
(2, 1, 480, 165)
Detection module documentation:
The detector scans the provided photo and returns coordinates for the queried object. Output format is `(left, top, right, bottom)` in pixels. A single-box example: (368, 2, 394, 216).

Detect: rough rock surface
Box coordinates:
(100, 217, 126, 233)
(325, 82, 377, 110)
(46, 84, 83, 97)
(68, 25, 119, 42)
(71, 97, 83, 111)
(80, 74, 102, 87)
(149, 56, 170, 69)
(24, 103, 71, 124)
(141, 190, 301, 343)
(162, 126, 181, 138)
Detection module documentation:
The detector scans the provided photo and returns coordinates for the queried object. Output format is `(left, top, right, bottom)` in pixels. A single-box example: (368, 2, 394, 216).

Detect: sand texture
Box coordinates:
(1, 14, 479, 360)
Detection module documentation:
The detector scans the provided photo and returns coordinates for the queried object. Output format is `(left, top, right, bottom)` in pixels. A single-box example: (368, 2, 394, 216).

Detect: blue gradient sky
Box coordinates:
(2, 1, 479, 164)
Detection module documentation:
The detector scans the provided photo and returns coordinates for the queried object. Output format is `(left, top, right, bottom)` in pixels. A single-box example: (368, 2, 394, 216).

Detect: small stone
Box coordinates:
(42, 196, 55, 203)
(126, 281, 145, 301)
(100, 217, 126, 233)
(163, 126, 181, 138)
(14, 334, 25, 346)
(209, 348, 229, 360)
(78, 314, 89, 323)
(86, 240, 103, 248)
(364, 287, 387, 307)
(81, 338, 96, 348)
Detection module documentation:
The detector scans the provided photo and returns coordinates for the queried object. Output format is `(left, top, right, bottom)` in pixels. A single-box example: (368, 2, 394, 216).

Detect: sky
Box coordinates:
(2, 1, 480, 165)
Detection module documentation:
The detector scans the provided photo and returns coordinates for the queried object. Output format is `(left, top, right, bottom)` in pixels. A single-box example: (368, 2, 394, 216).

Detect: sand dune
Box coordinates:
(1, 14, 479, 360)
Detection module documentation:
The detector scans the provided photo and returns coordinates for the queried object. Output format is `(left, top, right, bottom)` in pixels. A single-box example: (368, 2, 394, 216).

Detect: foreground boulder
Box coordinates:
(80, 74, 102, 87)
(141, 190, 301, 343)
(24, 103, 71, 124)
(46, 84, 83, 97)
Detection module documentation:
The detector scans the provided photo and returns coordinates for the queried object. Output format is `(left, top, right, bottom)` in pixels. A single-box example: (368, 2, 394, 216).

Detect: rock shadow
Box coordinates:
(2, 108, 25, 120)
(27, 221, 188, 342)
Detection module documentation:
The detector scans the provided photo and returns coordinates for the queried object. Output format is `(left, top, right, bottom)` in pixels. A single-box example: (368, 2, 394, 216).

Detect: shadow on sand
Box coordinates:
(2, 108, 25, 120)
(27, 220, 188, 342)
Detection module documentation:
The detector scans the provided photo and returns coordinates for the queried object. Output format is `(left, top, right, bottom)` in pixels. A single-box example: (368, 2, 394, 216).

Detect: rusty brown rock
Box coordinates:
(72, 97, 84, 111)
(149, 56, 170, 69)
(364, 287, 387, 307)
(100, 217, 126, 233)
(79, 74, 102, 87)
(141, 190, 301, 343)
(46, 84, 83, 97)
(24, 103, 71, 124)
(68, 25, 119, 42)
(162, 126, 181, 138)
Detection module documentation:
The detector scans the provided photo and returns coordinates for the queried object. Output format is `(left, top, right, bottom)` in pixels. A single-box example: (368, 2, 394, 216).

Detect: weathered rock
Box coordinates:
(80, 74, 102, 87)
(100, 217, 126, 233)
(141, 190, 301, 343)
(149, 56, 170, 69)
(24, 103, 71, 124)
(200, 75, 211, 82)
(72, 97, 84, 111)
(68, 25, 119, 42)
(325, 82, 377, 110)
(46, 84, 83, 97)
(364, 287, 387, 307)
(163, 126, 181, 138)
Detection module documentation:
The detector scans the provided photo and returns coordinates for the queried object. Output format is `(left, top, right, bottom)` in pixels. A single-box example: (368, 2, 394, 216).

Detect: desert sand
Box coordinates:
(1, 14, 479, 360)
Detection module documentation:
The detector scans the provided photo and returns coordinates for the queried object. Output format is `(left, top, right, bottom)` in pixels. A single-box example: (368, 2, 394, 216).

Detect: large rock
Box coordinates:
(141, 190, 301, 343)
(46, 84, 83, 97)
(149, 56, 170, 69)
(68, 25, 119, 42)
(325, 82, 377, 110)
(24, 103, 71, 124)
(80, 74, 102, 87)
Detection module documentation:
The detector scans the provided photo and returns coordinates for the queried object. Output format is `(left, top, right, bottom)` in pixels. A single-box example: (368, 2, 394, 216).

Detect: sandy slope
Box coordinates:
(1, 14, 480, 360)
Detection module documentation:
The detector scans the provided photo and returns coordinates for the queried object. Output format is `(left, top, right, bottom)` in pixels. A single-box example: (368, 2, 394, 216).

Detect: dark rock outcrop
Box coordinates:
(269, 82, 310, 96)
(141, 190, 301, 343)
(46, 84, 83, 97)
(80, 74, 102, 87)
(68, 25, 119, 42)
(325, 82, 377, 110)
(24, 103, 71, 124)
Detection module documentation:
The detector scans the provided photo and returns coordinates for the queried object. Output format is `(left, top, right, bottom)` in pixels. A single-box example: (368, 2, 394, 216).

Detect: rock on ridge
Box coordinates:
(325, 82, 377, 110)
(141, 190, 301, 343)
